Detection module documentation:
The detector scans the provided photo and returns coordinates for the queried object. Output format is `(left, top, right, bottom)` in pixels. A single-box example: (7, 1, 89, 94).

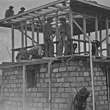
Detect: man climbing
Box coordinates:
(73, 87, 90, 110)
(43, 17, 54, 57)
(5, 6, 14, 18)
(58, 17, 71, 56)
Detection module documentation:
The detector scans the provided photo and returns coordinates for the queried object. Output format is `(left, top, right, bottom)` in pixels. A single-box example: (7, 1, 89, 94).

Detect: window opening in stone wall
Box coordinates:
(26, 65, 40, 88)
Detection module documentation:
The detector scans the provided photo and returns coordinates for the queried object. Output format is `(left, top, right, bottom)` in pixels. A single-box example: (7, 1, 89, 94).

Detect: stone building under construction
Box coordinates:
(0, 0, 110, 110)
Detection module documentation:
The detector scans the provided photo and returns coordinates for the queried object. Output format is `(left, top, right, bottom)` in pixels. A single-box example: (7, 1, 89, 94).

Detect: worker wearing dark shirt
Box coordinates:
(58, 17, 71, 56)
(5, 6, 14, 18)
(92, 40, 100, 56)
(43, 17, 54, 57)
(68, 43, 77, 55)
(16, 48, 29, 62)
(18, 7, 25, 14)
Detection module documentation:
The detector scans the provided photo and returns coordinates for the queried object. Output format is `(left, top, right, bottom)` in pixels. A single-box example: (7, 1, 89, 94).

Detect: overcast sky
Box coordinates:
(0, 0, 110, 63)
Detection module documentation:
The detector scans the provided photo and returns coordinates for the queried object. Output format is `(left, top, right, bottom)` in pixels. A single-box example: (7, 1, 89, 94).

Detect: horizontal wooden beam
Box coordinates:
(55, 4, 68, 9)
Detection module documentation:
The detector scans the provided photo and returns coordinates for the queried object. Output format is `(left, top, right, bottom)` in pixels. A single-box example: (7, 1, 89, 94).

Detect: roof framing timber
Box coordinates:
(0, 0, 69, 24)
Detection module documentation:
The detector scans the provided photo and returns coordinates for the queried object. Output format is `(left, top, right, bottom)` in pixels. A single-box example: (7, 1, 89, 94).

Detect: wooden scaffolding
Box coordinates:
(0, 0, 110, 110)
(0, 0, 109, 62)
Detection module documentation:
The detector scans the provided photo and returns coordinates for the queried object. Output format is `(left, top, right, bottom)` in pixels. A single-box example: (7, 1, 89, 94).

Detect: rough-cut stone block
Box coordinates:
(64, 77, 73, 82)
(61, 93, 69, 98)
(85, 77, 91, 81)
(34, 97, 40, 102)
(59, 67, 66, 72)
(82, 82, 89, 86)
(10, 93, 15, 97)
(65, 88, 73, 92)
(40, 98, 46, 102)
(57, 78, 64, 82)
(53, 68, 59, 73)
(53, 103, 59, 108)
(11, 84, 16, 88)
(10, 75, 16, 79)
(55, 98, 66, 103)
(58, 88, 64, 92)
(56, 73, 62, 78)
(62, 72, 69, 77)
(76, 77, 85, 82)
(63, 83, 69, 87)
(67, 66, 77, 72)
(36, 93, 43, 97)
(40, 68, 46, 72)
(84, 72, 89, 76)
(52, 88, 57, 92)
(73, 72, 80, 76)
(30, 93, 37, 97)
(15, 71, 18, 74)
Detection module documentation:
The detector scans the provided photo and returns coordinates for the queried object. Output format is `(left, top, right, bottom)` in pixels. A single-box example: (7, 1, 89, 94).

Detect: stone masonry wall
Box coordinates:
(1, 60, 108, 110)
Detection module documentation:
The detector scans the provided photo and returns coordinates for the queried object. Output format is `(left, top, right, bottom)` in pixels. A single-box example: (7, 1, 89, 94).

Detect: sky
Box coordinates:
(0, 0, 110, 63)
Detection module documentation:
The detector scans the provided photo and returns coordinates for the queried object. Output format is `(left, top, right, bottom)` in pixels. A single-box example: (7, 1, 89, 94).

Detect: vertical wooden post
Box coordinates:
(99, 30, 102, 56)
(83, 15, 86, 55)
(48, 61, 52, 110)
(107, 68, 110, 110)
(43, 15, 45, 44)
(25, 22, 27, 47)
(95, 16, 98, 40)
(89, 36, 95, 110)
(78, 34, 80, 54)
(32, 18, 34, 46)
(55, 11, 59, 56)
(21, 23, 24, 48)
(23, 65, 26, 110)
(37, 28, 39, 45)
(69, 7, 73, 54)
(95, 16, 98, 56)
(106, 17, 109, 56)
(12, 24, 14, 62)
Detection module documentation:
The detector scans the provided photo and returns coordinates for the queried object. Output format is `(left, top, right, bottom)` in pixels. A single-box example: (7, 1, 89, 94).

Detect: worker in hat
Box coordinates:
(16, 45, 45, 62)
(58, 17, 71, 56)
(73, 87, 90, 110)
(18, 7, 25, 14)
(5, 6, 14, 18)
(16, 48, 29, 62)
(43, 17, 55, 57)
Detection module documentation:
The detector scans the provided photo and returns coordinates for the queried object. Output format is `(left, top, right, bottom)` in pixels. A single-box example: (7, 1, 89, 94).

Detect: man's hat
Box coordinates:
(59, 17, 66, 21)
(9, 6, 14, 9)
(47, 17, 53, 21)
(78, 87, 88, 96)
(20, 7, 25, 10)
